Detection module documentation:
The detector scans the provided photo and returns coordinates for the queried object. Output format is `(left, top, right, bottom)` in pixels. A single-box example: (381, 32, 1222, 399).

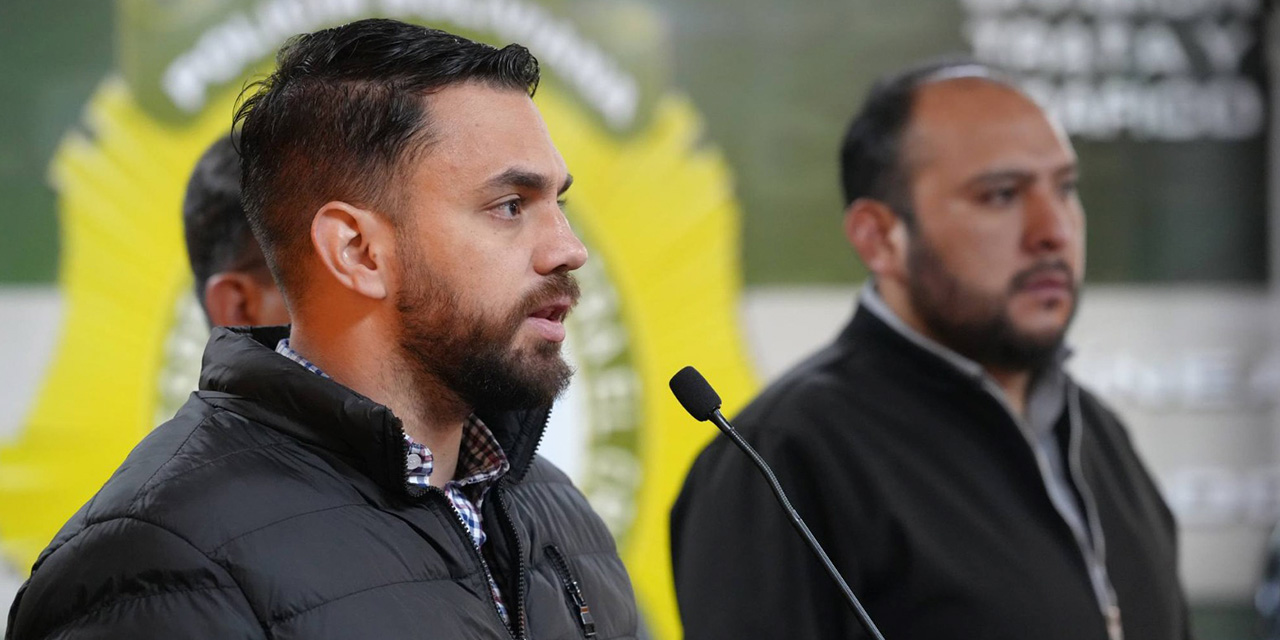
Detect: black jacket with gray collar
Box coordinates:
(7, 326, 638, 639)
(671, 307, 1189, 640)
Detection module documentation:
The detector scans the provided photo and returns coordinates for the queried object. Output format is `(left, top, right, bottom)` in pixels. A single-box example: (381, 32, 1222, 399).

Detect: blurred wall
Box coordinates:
(0, 1, 1272, 637)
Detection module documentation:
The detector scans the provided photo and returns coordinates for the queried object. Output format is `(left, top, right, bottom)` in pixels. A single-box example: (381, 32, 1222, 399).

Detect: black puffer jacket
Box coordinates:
(7, 326, 638, 639)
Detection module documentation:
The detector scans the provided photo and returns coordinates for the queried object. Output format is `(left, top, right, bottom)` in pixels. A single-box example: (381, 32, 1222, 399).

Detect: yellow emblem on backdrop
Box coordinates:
(0, 62, 756, 640)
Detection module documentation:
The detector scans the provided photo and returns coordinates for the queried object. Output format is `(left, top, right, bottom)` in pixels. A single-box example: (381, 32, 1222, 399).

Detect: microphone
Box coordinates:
(670, 366, 886, 640)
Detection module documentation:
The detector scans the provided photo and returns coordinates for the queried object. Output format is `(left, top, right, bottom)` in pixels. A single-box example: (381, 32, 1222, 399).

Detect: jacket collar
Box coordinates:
(845, 284, 1072, 437)
(197, 326, 551, 494)
(839, 302, 969, 387)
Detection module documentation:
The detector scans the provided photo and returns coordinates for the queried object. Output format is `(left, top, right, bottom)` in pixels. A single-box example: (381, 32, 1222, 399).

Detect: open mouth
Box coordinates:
(528, 298, 572, 323)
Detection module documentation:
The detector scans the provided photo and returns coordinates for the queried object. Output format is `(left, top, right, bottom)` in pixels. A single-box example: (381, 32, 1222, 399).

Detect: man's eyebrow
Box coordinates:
(485, 168, 548, 191)
(964, 169, 1034, 187)
(965, 161, 1079, 186)
(483, 168, 573, 195)
(1052, 162, 1079, 179)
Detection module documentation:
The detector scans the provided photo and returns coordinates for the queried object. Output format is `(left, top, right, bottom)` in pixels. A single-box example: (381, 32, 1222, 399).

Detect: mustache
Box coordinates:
(518, 272, 581, 317)
(1010, 260, 1075, 291)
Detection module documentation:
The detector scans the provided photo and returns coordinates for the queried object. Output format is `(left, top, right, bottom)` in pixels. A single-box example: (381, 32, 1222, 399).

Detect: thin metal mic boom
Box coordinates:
(670, 366, 886, 640)
(705, 407, 886, 640)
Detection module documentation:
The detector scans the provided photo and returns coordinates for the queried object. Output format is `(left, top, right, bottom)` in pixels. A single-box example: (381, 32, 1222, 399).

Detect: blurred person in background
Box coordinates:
(672, 59, 1189, 639)
(7, 18, 637, 639)
(183, 134, 288, 328)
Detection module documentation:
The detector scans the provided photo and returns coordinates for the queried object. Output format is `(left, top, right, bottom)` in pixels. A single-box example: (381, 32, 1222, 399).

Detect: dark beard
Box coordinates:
(905, 231, 1076, 372)
(396, 268, 580, 412)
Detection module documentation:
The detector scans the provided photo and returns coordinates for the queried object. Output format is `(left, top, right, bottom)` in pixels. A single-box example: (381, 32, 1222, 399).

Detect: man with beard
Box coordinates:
(671, 60, 1190, 640)
(8, 19, 638, 639)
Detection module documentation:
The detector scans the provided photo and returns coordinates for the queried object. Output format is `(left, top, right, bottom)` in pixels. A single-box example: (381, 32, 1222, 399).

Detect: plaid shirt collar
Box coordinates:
(404, 417, 510, 494)
(274, 339, 511, 491)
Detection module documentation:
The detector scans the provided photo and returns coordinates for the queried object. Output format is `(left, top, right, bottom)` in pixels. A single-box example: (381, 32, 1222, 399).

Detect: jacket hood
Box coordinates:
(198, 325, 552, 493)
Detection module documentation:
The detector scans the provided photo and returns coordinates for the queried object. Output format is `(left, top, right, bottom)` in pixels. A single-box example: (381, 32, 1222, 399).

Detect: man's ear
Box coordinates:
(311, 201, 392, 300)
(843, 198, 909, 280)
(204, 272, 263, 327)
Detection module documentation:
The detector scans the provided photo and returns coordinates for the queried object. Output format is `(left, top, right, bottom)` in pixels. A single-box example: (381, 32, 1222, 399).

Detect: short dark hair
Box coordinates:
(183, 134, 268, 319)
(234, 18, 541, 301)
(838, 57, 1009, 223)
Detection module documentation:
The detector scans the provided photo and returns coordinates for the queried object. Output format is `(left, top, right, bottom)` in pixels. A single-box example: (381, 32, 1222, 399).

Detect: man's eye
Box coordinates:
(981, 187, 1018, 207)
(497, 199, 522, 218)
(1059, 180, 1079, 199)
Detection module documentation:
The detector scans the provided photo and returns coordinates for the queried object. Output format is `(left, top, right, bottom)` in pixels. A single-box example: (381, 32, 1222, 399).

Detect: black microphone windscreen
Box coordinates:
(669, 366, 722, 421)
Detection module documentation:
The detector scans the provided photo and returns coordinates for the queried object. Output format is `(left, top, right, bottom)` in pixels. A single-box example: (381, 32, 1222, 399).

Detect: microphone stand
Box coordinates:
(708, 407, 887, 640)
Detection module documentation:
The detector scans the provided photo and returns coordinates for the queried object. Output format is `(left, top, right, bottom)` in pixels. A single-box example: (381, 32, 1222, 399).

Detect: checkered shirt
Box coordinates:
(404, 416, 510, 550)
(275, 339, 512, 622)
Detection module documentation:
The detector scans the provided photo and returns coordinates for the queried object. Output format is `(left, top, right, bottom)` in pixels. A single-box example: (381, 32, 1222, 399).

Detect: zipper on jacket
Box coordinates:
(396, 419, 519, 640)
(400, 403, 549, 638)
(485, 406, 549, 636)
(511, 407, 553, 483)
(544, 543, 597, 638)
(425, 487, 519, 640)
(493, 482, 530, 640)
(1065, 384, 1123, 640)
(987, 377, 1123, 640)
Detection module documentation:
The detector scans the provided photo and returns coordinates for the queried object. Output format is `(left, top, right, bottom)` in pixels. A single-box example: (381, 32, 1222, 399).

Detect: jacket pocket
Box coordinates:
(544, 544, 597, 638)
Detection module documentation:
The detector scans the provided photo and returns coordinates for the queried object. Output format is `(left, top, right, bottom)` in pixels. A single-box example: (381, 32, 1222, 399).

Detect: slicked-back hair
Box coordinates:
(234, 18, 541, 301)
(183, 134, 267, 322)
(838, 57, 1010, 225)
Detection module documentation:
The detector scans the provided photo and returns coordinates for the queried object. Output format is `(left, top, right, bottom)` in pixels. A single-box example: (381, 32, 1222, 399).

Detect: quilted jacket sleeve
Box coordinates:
(6, 516, 265, 640)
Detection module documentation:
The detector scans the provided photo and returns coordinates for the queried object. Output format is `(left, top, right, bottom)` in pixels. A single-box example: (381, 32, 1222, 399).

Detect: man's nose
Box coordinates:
(1024, 188, 1076, 253)
(534, 207, 588, 274)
